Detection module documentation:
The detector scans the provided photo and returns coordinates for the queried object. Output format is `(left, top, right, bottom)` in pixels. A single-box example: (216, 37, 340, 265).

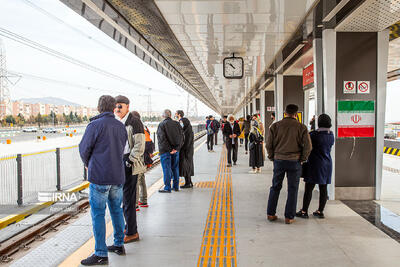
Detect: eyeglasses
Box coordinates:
(116, 104, 123, 109)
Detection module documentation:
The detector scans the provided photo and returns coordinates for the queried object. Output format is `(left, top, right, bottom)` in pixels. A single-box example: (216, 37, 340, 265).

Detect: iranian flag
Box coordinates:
(337, 100, 375, 138)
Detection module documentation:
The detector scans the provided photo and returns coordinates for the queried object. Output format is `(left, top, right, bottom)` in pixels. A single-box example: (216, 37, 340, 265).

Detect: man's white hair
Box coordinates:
(227, 114, 235, 121)
(163, 109, 172, 118)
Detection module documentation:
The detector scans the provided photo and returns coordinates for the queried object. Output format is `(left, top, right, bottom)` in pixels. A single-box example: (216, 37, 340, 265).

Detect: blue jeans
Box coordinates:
(267, 160, 302, 219)
(89, 183, 125, 257)
(160, 152, 180, 191)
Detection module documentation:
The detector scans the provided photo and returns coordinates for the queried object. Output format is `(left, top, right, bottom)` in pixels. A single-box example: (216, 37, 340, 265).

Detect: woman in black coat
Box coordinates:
(248, 121, 264, 174)
(176, 110, 194, 188)
(296, 114, 334, 219)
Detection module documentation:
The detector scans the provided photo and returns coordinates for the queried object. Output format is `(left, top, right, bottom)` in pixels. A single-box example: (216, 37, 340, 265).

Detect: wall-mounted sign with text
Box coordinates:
(302, 63, 314, 90)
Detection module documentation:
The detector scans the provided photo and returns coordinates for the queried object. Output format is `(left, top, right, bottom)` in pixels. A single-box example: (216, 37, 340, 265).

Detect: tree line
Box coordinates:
(1, 111, 89, 127)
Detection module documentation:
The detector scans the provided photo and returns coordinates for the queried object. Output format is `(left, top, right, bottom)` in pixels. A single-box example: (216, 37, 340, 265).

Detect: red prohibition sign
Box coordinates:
(345, 82, 354, 91)
(358, 82, 368, 92)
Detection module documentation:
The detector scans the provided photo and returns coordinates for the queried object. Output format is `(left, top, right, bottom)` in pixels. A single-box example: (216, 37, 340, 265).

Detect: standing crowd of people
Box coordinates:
(79, 95, 334, 265)
(206, 104, 334, 225)
(78, 95, 195, 265)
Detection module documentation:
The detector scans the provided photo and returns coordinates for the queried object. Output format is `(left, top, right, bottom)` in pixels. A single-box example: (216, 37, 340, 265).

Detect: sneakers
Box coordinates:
(138, 201, 149, 207)
(295, 210, 309, 219)
(256, 168, 261, 173)
(107, 245, 126, 256)
(249, 169, 257, 174)
(81, 254, 108, 266)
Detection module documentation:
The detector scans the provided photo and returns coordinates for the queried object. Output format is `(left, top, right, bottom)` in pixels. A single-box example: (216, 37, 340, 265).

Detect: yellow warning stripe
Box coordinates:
(197, 146, 237, 267)
(0, 182, 89, 230)
(383, 146, 400, 157)
(59, 138, 207, 267)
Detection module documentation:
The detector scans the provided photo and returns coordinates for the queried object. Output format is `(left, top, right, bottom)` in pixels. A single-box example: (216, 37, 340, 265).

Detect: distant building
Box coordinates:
(9, 100, 96, 119)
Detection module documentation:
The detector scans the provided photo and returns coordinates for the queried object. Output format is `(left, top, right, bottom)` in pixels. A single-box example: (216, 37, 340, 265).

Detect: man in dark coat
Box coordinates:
(222, 114, 241, 167)
(176, 110, 194, 188)
(213, 119, 220, 145)
(157, 109, 184, 193)
(266, 104, 312, 224)
(79, 95, 127, 265)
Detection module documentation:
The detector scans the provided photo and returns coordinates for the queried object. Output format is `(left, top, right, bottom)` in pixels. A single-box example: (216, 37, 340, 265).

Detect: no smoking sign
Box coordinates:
(343, 81, 356, 94)
(357, 81, 370, 94)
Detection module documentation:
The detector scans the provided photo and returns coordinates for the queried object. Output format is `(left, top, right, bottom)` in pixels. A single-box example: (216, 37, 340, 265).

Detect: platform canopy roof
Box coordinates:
(62, 0, 400, 114)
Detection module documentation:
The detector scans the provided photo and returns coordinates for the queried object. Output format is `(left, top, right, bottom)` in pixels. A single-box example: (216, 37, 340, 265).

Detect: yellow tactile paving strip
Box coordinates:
(197, 147, 237, 267)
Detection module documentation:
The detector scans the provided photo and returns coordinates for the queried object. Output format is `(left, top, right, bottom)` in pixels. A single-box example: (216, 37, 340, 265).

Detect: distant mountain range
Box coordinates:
(18, 97, 81, 107)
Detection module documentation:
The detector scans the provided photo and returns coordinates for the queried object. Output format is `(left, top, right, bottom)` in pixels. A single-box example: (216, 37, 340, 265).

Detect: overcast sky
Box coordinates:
(0, 0, 214, 116)
(0, 0, 399, 122)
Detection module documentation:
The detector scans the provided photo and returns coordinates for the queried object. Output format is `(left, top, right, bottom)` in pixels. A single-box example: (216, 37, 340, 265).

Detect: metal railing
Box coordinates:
(0, 123, 206, 206)
(0, 146, 85, 205)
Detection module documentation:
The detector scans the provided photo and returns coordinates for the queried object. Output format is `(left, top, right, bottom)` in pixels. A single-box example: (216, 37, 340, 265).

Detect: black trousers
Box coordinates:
(207, 134, 214, 150)
(214, 132, 218, 145)
(184, 175, 192, 185)
(123, 155, 138, 235)
(244, 133, 250, 151)
(302, 183, 328, 213)
(226, 141, 238, 164)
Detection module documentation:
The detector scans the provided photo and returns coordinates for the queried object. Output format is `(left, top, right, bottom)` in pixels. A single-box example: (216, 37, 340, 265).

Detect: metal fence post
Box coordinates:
(153, 132, 156, 143)
(56, 148, 61, 191)
(16, 154, 23, 206)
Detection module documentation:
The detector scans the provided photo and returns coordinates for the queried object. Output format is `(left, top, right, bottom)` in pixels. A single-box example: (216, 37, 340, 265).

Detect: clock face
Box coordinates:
(223, 57, 243, 79)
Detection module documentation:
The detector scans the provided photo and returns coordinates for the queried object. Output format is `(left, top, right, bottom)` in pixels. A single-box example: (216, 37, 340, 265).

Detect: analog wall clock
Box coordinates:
(223, 55, 244, 79)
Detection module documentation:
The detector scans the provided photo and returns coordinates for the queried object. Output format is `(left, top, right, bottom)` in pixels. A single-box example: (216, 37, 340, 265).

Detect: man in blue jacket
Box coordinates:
(79, 95, 127, 266)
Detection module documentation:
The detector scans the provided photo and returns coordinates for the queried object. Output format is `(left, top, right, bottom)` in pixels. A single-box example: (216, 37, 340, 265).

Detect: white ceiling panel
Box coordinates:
(155, 0, 319, 113)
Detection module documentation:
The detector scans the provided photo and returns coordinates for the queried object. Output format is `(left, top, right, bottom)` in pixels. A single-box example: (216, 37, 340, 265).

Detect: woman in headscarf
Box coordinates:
(248, 119, 264, 174)
(296, 114, 334, 219)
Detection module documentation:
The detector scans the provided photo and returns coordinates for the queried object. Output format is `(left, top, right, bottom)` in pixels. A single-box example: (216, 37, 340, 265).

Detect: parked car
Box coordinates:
(22, 127, 38, 133)
(43, 127, 57, 133)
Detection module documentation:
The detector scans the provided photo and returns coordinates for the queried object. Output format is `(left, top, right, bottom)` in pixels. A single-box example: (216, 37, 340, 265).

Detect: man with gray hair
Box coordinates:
(157, 109, 184, 193)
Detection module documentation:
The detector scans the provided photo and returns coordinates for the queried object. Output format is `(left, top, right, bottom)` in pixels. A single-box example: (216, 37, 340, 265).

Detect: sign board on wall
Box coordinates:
(357, 81, 370, 94)
(302, 63, 314, 90)
(266, 106, 275, 112)
(337, 100, 375, 138)
(343, 81, 356, 94)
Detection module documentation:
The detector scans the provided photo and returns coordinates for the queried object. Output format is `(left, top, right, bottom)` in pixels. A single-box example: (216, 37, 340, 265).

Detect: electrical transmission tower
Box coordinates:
(0, 38, 11, 119)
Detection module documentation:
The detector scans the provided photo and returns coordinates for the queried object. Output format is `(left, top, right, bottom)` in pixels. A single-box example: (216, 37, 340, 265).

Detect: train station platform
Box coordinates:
(9, 135, 400, 267)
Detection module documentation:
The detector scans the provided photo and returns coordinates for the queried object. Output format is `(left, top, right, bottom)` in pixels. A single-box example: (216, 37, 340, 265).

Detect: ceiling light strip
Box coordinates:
(81, 0, 218, 111)
(322, 0, 351, 22)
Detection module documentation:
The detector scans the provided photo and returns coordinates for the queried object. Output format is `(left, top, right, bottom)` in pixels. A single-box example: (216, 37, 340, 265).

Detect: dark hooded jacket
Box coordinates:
(179, 117, 194, 177)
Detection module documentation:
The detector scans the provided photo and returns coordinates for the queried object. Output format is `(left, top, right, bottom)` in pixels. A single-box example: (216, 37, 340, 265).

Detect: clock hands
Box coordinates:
(228, 63, 235, 69)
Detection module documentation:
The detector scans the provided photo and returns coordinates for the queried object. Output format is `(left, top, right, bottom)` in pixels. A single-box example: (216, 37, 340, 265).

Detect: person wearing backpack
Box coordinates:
(248, 119, 264, 174)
